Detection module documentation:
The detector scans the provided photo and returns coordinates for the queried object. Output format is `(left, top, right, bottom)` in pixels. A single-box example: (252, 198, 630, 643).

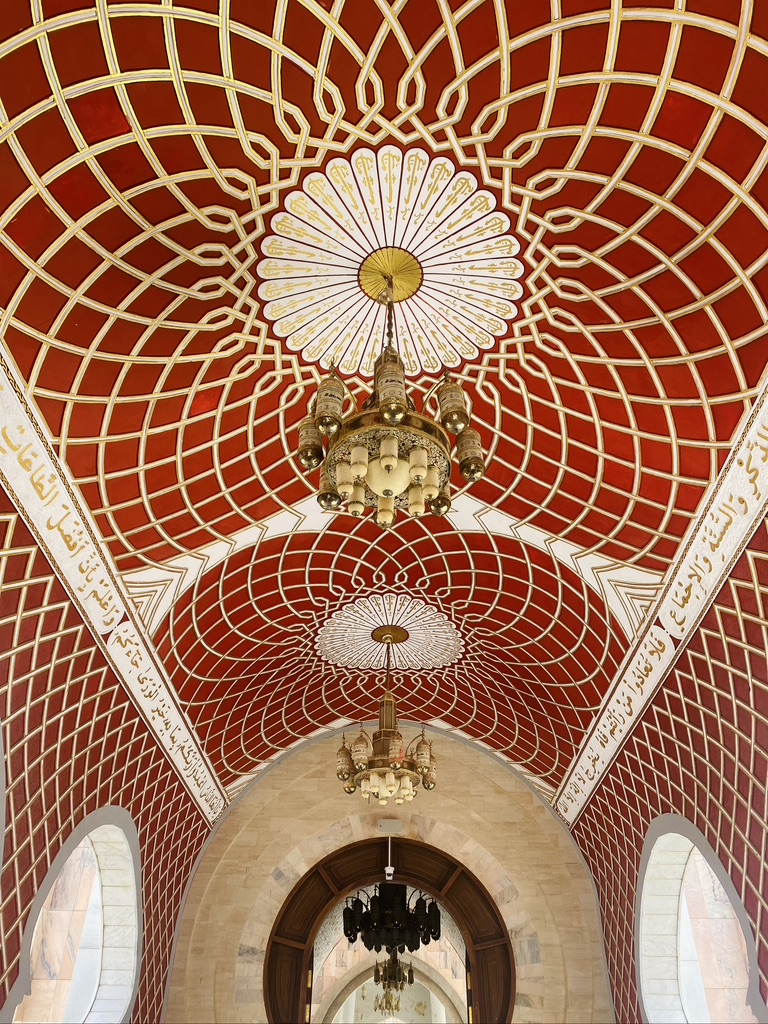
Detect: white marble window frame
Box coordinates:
(0, 806, 143, 1024)
(0, 711, 5, 873)
(635, 813, 767, 1024)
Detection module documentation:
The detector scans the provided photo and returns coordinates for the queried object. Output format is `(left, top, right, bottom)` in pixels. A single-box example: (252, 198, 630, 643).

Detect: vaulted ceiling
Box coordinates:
(1, 0, 767, 818)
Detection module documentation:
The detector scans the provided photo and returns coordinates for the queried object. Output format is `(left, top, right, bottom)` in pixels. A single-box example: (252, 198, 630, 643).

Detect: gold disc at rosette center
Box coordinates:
(358, 247, 423, 303)
(371, 624, 410, 645)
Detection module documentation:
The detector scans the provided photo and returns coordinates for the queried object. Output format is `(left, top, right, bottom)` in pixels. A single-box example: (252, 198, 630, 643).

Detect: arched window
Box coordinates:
(636, 815, 767, 1024)
(5, 809, 142, 1024)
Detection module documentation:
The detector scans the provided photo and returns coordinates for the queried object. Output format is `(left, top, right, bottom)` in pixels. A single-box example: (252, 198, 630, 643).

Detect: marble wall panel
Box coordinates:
(165, 732, 615, 1024)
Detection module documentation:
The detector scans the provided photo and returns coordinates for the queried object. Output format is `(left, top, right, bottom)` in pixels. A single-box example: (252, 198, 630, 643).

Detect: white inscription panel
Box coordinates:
(557, 396, 768, 825)
(0, 391, 126, 634)
(661, 418, 768, 637)
(557, 625, 675, 822)
(0, 362, 226, 824)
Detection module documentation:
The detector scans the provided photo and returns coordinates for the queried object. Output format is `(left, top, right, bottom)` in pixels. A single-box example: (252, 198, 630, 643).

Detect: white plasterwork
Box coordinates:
(445, 493, 663, 640)
(255, 145, 524, 376)
(556, 386, 768, 826)
(316, 594, 463, 670)
(0, 354, 226, 825)
(124, 491, 662, 644)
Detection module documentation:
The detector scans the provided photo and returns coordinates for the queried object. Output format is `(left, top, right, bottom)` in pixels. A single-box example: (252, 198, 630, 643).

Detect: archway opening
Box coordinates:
(7, 817, 141, 1024)
(311, 886, 468, 1022)
(637, 820, 766, 1024)
(264, 837, 515, 1024)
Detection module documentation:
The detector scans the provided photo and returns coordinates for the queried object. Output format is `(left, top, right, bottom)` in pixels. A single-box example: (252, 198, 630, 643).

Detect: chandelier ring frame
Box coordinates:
(330, 409, 452, 452)
(325, 413, 452, 510)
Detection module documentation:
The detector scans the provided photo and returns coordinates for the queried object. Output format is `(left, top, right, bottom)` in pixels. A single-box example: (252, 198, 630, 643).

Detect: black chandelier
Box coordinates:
(342, 882, 441, 954)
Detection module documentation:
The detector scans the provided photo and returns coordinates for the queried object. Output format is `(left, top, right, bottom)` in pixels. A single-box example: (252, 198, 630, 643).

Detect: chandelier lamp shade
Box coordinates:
(296, 277, 486, 529)
(335, 627, 436, 804)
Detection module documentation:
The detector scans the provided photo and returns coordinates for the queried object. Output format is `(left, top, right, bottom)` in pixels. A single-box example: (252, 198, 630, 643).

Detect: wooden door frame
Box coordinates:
(264, 836, 515, 1023)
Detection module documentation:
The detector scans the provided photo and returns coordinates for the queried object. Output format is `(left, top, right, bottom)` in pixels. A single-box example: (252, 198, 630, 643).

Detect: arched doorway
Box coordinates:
(264, 837, 515, 1023)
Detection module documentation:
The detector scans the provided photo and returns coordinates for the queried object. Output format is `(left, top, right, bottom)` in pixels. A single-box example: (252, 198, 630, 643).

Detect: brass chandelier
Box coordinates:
(373, 948, 414, 1016)
(335, 626, 436, 804)
(296, 272, 486, 528)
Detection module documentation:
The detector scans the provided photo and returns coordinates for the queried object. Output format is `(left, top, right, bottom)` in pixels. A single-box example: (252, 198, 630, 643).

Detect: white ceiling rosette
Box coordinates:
(315, 594, 463, 671)
(256, 146, 524, 376)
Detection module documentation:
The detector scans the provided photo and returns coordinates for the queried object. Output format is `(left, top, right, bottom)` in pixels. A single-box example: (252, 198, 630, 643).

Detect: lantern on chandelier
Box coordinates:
(296, 277, 486, 528)
(335, 626, 436, 804)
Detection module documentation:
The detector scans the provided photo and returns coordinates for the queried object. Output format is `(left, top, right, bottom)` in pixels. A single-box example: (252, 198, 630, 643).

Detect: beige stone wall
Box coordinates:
(311, 924, 467, 1021)
(164, 731, 615, 1023)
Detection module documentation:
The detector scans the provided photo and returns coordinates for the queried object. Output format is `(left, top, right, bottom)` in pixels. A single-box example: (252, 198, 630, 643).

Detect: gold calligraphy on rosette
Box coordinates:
(398, 151, 429, 233)
(378, 148, 400, 227)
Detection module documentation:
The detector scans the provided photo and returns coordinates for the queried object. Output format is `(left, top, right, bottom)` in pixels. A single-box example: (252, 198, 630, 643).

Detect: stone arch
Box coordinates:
(1, 807, 142, 1024)
(264, 836, 515, 1022)
(165, 730, 613, 1023)
(283, 811, 545, 1018)
(636, 814, 768, 1024)
(319, 955, 466, 1023)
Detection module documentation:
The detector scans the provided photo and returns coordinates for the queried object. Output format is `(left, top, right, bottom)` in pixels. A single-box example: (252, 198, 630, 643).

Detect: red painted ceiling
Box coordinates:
(1, 0, 767, 791)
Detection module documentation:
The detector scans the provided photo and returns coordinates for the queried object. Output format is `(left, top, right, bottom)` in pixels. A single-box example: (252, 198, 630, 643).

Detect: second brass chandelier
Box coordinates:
(297, 276, 486, 528)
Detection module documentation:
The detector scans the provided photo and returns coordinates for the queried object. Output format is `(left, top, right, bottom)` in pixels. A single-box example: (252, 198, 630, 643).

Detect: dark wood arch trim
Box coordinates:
(264, 837, 515, 1023)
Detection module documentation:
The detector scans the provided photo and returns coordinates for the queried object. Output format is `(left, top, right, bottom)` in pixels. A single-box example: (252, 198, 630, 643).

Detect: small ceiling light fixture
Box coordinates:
(297, 275, 486, 528)
(335, 625, 436, 803)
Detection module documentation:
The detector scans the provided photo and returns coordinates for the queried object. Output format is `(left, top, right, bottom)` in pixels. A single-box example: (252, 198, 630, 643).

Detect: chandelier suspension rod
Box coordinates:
(299, 243, 487, 529)
(382, 274, 397, 355)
